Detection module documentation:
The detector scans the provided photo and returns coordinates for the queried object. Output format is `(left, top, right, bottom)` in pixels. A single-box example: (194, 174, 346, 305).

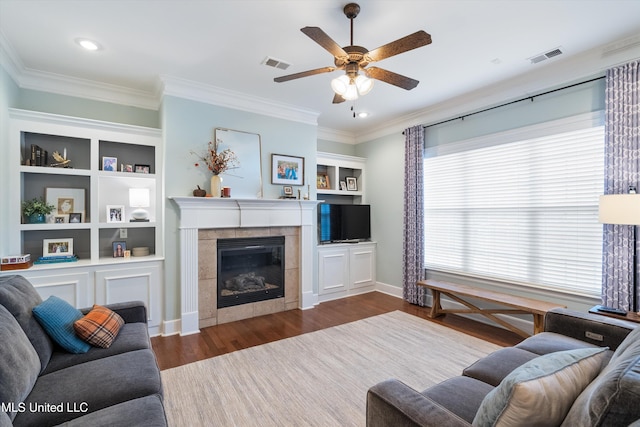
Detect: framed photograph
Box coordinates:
(317, 173, 330, 190)
(102, 156, 117, 172)
(283, 186, 293, 196)
(45, 187, 85, 223)
(134, 164, 150, 174)
(124, 164, 134, 173)
(340, 181, 347, 191)
(271, 154, 304, 186)
(43, 238, 73, 257)
(106, 205, 125, 223)
(346, 176, 358, 191)
(112, 241, 126, 258)
(54, 216, 66, 224)
(68, 213, 82, 223)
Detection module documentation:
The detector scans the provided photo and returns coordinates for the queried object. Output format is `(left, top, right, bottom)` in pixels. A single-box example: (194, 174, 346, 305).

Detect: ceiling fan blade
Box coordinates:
(332, 93, 345, 104)
(274, 66, 336, 83)
(366, 31, 432, 62)
(365, 67, 420, 90)
(301, 27, 349, 60)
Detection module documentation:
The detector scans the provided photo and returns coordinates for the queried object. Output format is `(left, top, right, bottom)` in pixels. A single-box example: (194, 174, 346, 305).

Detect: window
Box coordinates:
(423, 114, 604, 297)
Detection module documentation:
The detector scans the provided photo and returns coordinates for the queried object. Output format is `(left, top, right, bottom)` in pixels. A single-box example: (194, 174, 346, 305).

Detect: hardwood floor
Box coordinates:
(150, 291, 523, 371)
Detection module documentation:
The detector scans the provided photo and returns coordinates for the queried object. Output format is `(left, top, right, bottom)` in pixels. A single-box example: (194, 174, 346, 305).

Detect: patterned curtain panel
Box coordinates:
(602, 60, 640, 311)
(403, 125, 426, 305)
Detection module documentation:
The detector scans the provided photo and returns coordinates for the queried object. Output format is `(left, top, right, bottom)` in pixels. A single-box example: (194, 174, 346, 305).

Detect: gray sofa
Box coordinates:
(0, 275, 167, 427)
(367, 308, 640, 426)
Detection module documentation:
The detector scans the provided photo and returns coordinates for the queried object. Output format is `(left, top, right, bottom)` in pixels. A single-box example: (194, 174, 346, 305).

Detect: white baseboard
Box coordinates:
(375, 281, 403, 298)
(160, 318, 182, 337)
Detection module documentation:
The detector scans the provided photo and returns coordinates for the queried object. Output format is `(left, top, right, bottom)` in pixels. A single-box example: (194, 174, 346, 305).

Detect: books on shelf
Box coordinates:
(29, 144, 48, 166)
(1, 254, 33, 271)
(34, 254, 78, 265)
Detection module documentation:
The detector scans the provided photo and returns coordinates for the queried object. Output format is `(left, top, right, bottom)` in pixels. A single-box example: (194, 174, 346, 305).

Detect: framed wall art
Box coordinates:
(271, 154, 304, 186)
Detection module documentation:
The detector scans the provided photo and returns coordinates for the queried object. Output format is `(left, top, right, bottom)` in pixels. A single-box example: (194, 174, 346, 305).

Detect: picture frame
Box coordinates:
(54, 216, 66, 224)
(124, 164, 134, 173)
(106, 205, 125, 223)
(102, 156, 117, 172)
(283, 186, 293, 196)
(340, 181, 347, 191)
(45, 187, 85, 223)
(271, 154, 304, 186)
(112, 241, 126, 258)
(317, 173, 330, 190)
(68, 213, 82, 223)
(346, 176, 358, 191)
(43, 238, 73, 257)
(134, 164, 150, 174)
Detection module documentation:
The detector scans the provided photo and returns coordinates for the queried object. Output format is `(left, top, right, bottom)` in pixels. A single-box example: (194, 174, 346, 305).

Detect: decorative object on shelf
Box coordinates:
(284, 186, 293, 196)
(54, 216, 66, 224)
(346, 176, 358, 191)
(43, 238, 73, 257)
(317, 173, 330, 189)
(132, 247, 150, 257)
(222, 187, 231, 197)
(46, 187, 86, 224)
(102, 156, 117, 171)
(129, 188, 150, 222)
(340, 181, 347, 191)
(271, 154, 304, 186)
(193, 185, 206, 197)
(191, 139, 239, 198)
(1, 254, 32, 271)
(51, 151, 71, 168)
(124, 164, 134, 172)
(68, 213, 82, 223)
(211, 175, 222, 198)
(134, 164, 150, 174)
(22, 197, 55, 224)
(113, 241, 126, 258)
(106, 205, 125, 223)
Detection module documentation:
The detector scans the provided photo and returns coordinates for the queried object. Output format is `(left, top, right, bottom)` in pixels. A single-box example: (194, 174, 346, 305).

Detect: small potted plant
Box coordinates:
(22, 197, 55, 224)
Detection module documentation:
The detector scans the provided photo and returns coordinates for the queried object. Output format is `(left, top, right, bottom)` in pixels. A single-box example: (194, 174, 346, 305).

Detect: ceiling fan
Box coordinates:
(274, 3, 432, 104)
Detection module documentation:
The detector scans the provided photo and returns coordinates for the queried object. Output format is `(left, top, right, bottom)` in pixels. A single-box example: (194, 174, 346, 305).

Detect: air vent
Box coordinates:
(528, 47, 563, 64)
(262, 56, 291, 70)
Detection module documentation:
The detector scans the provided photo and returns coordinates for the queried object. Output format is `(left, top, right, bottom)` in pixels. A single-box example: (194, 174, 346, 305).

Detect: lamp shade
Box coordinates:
(599, 194, 640, 225)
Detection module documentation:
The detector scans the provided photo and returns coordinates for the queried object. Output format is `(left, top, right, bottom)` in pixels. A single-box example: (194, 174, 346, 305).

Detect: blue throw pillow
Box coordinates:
(32, 296, 90, 354)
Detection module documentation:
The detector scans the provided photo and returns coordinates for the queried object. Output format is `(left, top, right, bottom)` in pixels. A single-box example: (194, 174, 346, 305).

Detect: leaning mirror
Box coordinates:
(213, 128, 263, 198)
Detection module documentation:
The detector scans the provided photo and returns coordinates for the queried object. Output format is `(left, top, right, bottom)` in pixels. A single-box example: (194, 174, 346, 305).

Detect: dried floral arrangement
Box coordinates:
(191, 139, 239, 175)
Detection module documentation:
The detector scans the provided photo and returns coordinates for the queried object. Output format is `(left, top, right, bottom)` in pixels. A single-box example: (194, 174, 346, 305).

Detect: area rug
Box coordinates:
(161, 310, 502, 426)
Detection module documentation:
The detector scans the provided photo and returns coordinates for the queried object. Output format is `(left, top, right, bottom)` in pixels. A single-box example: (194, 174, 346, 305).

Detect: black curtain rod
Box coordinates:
(403, 75, 605, 134)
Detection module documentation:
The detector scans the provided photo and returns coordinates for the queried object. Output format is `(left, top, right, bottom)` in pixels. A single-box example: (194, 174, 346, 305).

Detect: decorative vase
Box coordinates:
(210, 175, 222, 198)
(28, 213, 46, 224)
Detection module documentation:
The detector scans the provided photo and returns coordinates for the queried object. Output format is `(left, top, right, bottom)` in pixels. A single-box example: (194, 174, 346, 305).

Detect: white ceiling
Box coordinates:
(1, 0, 640, 142)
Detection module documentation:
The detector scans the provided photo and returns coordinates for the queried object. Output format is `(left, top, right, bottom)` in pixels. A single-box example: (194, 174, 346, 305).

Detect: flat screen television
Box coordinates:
(318, 203, 371, 243)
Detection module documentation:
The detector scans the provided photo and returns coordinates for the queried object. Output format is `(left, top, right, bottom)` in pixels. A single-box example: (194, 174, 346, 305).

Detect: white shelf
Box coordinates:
(316, 151, 366, 203)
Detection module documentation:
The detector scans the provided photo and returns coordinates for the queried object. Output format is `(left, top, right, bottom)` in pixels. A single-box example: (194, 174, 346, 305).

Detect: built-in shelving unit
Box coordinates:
(2, 109, 164, 334)
(316, 152, 366, 204)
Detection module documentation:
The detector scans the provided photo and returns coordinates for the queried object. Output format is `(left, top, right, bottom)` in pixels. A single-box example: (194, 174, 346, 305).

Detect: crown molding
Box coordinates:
(354, 34, 640, 144)
(317, 126, 356, 144)
(159, 75, 320, 126)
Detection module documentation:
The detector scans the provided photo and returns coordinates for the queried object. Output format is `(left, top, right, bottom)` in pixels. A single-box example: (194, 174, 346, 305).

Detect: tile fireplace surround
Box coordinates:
(171, 197, 320, 335)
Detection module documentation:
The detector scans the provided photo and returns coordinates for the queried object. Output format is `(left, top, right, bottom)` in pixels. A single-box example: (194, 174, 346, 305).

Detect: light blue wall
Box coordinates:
(161, 95, 318, 320)
(17, 89, 159, 128)
(355, 76, 607, 293)
(317, 139, 356, 156)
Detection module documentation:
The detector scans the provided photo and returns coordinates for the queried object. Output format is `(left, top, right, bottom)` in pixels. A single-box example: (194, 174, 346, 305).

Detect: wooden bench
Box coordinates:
(416, 280, 567, 338)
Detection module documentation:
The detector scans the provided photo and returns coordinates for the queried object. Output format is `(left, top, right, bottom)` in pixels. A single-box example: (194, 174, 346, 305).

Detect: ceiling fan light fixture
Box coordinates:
(331, 73, 373, 100)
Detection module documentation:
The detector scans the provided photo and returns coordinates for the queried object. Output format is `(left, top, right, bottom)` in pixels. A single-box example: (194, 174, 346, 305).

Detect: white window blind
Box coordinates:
(424, 118, 604, 297)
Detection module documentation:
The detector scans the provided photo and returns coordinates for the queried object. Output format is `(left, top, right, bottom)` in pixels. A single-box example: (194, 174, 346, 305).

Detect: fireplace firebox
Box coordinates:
(217, 236, 285, 308)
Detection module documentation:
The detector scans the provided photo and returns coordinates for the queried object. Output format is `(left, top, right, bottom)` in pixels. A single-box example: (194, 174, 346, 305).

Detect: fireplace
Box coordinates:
(217, 236, 285, 308)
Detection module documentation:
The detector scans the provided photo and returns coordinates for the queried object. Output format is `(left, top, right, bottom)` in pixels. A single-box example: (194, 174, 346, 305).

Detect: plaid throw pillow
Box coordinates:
(74, 305, 124, 348)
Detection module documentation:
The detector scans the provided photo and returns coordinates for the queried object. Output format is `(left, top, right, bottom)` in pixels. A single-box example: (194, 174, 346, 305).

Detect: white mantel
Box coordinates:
(170, 197, 320, 335)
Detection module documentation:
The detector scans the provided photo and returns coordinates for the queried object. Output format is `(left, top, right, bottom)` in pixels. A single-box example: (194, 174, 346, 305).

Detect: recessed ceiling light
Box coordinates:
(358, 112, 369, 118)
(75, 38, 102, 51)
